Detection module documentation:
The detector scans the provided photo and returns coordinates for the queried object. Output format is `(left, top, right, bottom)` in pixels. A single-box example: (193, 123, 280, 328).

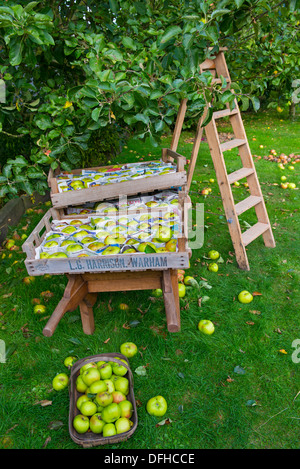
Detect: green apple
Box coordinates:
(98, 363, 113, 380)
(46, 234, 62, 240)
(82, 367, 101, 386)
(72, 230, 89, 239)
(101, 403, 121, 423)
(155, 226, 172, 243)
(178, 283, 186, 298)
(60, 239, 77, 247)
(90, 413, 105, 434)
(70, 219, 83, 226)
(87, 379, 108, 395)
(114, 376, 129, 395)
(208, 250, 220, 260)
(280, 175, 287, 182)
(112, 391, 126, 404)
(96, 360, 106, 368)
(120, 342, 138, 358)
(80, 400, 98, 417)
(102, 246, 121, 255)
(61, 226, 77, 235)
(40, 252, 49, 259)
(70, 180, 84, 190)
(118, 400, 133, 419)
(76, 375, 88, 393)
(112, 359, 128, 377)
(81, 236, 96, 245)
(152, 288, 163, 297)
(208, 262, 219, 272)
(64, 356, 77, 368)
(44, 240, 59, 249)
(80, 362, 97, 374)
(103, 423, 117, 437)
(33, 304, 46, 314)
(288, 182, 296, 189)
(163, 211, 176, 220)
(198, 319, 215, 335)
(88, 241, 105, 251)
(66, 243, 84, 254)
(238, 290, 253, 304)
(48, 252, 68, 259)
(73, 414, 89, 434)
(115, 417, 132, 434)
(104, 234, 126, 245)
(165, 239, 177, 252)
(95, 230, 109, 240)
(52, 373, 69, 391)
(76, 394, 91, 411)
(137, 242, 156, 253)
(95, 391, 113, 407)
(104, 379, 115, 394)
(146, 395, 167, 417)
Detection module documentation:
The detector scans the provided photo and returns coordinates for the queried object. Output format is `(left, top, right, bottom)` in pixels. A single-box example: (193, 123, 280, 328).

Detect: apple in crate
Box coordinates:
(156, 226, 172, 242)
(65, 243, 83, 254)
(101, 403, 121, 423)
(88, 242, 105, 252)
(61, 226, 77, 235)
(48, 252, 68, 259)
(102, 246, 120, 255)
(90, 413, 105, 434)
(114, 377, 129, 395)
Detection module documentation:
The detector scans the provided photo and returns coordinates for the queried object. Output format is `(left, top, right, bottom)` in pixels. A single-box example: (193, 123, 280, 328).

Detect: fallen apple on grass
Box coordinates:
(238, 290, 253, 304)
(52, 373, 69, 391)
(208, 262, 219, 272)
(146, 395, 167, 417)
(178, 283, 186, 298)
(120, 342, 138, 358)
(198, 319, 215, 335)
(208, 250, 220, 260)
(33, 304, 46, 314)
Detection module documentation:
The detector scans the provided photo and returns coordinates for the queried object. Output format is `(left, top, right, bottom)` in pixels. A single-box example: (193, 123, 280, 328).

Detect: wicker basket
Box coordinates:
(68, 353, 138, 447)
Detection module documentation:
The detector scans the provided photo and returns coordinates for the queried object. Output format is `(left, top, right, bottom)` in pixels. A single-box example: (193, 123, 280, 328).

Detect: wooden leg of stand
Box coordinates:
(162, 269, 181, 332)
(43, 275, 88, 337)
(79, 293, 97, 335)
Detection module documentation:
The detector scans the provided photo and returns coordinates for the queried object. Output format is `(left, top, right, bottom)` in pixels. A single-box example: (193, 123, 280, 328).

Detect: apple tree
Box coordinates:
(0, 0, 298, 200)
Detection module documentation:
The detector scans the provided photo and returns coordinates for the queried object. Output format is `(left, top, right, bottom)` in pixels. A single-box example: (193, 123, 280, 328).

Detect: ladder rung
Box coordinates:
(235, 196, 262, 216)
(213, 108, 239, 119)
(242, 222, 270, 246)
(227, 167, 254, 184)
(220, 138, 247, 152)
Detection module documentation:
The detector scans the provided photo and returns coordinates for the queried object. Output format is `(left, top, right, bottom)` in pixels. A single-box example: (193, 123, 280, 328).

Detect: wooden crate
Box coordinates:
(69, 353, 138, 447)
(22, 192, 191, 336)
(48, 148, 187, 209)
(22, 193, 191, 277)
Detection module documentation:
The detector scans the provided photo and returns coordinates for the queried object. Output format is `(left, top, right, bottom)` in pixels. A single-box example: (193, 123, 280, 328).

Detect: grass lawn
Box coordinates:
(0, 110, 299, 450)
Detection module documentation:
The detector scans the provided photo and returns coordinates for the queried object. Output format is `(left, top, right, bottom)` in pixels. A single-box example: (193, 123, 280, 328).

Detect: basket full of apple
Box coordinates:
(68, 352, 138, 447)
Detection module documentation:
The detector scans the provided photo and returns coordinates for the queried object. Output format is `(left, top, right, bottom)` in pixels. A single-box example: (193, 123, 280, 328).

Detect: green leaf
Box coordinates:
(210, 9, 231, 19)
(9, 39, 23, 66)
(109, 0, 119, 13)
(135, 366, 147, 376)
(234, 0, 245, 7)
(103, 49, 123, 62)
(251, 96, 260, 112)
(35, 114, 52, 130)
(91, 107, 101, 121)
(122, 37, 137, 50)
(201, 107, 213, 127)
(161, 26, 182, 44)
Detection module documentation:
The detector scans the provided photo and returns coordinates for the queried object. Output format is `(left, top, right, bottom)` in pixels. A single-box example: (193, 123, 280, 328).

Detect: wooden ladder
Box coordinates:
(187, 48, 275, 270)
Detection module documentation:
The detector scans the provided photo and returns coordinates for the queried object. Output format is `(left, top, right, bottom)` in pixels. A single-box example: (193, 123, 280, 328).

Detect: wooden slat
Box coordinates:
(220, 138, 247, 152)
(227, 167, 254, 185)
(242, 222, 270, 246)
(235, 195, 262, 216)
(213, 108, 239, 119)
(170, 98, 187, 152)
